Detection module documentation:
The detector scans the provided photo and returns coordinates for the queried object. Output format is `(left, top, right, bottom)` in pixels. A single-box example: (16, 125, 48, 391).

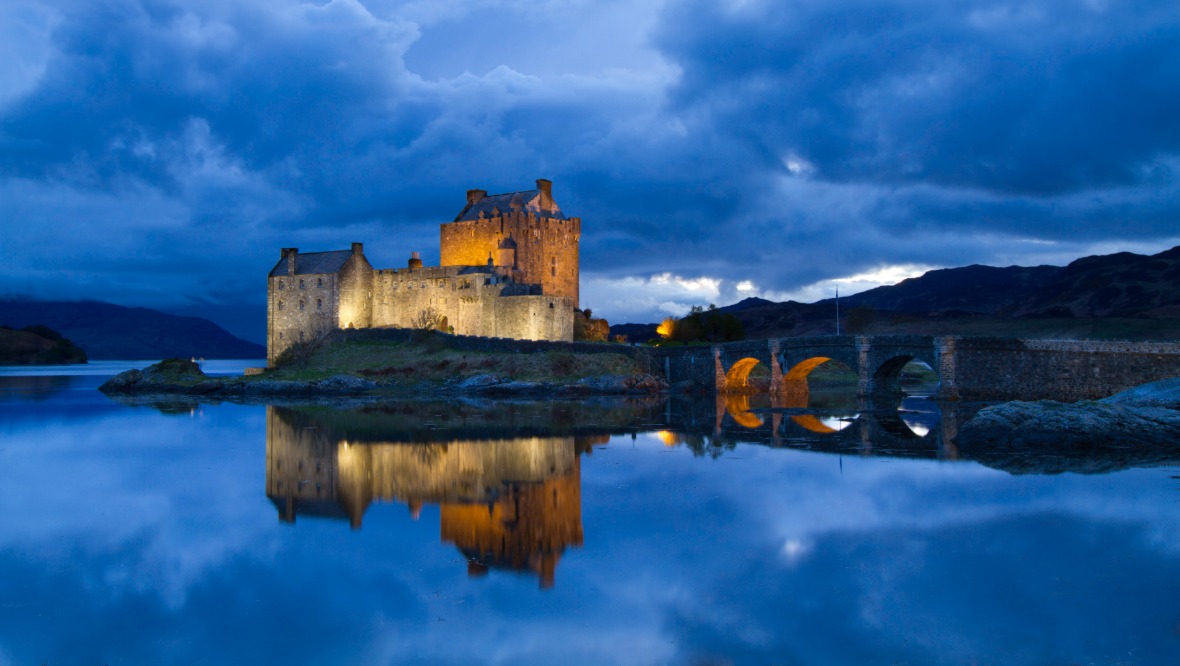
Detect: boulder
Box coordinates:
(575, 374, 668, 394)
(957, 377, 1180, 474)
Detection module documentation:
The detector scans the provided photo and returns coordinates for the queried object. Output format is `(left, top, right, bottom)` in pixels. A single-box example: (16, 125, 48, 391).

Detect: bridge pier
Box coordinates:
(655, 335, 1180, 402)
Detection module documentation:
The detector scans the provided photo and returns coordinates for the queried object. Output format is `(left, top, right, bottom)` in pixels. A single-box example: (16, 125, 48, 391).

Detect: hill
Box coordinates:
(0, 300, 266, 359)
(0, 325, 88, 365)
(612, 245, 1180, 341)
(821, 246, 1180, 319)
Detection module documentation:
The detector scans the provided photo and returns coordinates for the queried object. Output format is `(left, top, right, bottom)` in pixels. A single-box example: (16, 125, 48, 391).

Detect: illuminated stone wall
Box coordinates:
(440, 212, 581, 308)
(267, 245, 373, 365)
(369, 265, 573, 341)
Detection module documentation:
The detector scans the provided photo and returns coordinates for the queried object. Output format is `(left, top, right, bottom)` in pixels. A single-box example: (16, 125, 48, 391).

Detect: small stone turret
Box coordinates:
(408, 251, 422, 270)
(467, 189, 487, 205)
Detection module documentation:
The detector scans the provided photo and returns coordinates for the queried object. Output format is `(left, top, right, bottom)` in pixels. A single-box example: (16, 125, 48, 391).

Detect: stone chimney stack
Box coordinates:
(282, 248, 298, 276)
(408, 251, 422, 270)
(467, 189, 487, 205)
(351, 242, 364, 255)
(536, 178, 553, 206)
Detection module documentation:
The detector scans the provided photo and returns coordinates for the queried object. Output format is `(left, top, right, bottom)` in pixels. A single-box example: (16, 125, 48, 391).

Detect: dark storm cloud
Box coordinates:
(657, 0, 1180, 196)
(1, 0, 1178, 329)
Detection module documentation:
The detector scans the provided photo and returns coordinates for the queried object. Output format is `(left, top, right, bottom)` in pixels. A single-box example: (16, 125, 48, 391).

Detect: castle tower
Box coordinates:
(439, 179, 581, 307)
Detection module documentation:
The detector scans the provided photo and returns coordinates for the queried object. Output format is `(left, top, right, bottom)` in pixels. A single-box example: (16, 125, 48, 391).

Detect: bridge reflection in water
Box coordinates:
(263, 394, 977, 587)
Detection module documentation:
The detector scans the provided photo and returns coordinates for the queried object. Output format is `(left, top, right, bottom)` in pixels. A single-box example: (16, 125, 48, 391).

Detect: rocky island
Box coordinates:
(99, 329, 666, 399)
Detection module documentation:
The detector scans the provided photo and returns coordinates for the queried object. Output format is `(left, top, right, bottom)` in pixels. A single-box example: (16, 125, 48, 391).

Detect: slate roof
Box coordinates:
(268, 250, 353, 277)
(455, 190, 566, 222)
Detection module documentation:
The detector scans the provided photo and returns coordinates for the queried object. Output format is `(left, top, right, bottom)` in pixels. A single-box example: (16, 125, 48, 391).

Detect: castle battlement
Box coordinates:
(266, 180, 579, 365)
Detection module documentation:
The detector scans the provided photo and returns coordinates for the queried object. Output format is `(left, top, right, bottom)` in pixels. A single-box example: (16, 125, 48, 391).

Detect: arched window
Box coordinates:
(299, 300, 305, 311)
(317, 278, 323, 287)
(317, 299, 322, 310)
(299, 279, 305, 289)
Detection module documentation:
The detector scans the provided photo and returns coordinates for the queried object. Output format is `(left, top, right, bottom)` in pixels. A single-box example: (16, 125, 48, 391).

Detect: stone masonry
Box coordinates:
(267, 180, 579, 365)
(653, 335, 1180, 402)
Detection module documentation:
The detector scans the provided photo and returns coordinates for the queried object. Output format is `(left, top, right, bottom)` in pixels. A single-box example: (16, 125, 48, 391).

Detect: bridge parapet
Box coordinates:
(652, 335, 1180, 402)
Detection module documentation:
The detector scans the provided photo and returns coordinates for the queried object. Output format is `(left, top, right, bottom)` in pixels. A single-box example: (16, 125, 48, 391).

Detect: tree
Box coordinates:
(664, 307, 744, 343)
(411, 307, 448, 331)
(573, 308, 609, 342)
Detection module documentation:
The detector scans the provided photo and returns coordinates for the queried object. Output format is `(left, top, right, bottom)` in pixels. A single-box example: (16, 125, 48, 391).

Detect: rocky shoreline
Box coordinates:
(98, 358, 670, 399)
(956, 377, 1180, 472)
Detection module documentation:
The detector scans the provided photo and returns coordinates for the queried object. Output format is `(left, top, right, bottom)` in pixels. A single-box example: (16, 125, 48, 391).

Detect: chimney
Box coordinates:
(282, 248, 298, 276)
(467, 189, 487, 205)
(408, 251, 422, 270)
(536, 178, 553, 206)
(351, 242, 363, 255)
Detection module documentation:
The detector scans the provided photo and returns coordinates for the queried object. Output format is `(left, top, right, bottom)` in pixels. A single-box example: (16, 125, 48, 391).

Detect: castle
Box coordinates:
(267, 179, 580, 365)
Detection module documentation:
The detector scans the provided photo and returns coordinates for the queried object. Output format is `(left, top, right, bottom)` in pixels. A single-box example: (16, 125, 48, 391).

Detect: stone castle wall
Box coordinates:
(368, 264, 571, 341)
(269, 255, 574, 365)
(440, 211, 581, 308)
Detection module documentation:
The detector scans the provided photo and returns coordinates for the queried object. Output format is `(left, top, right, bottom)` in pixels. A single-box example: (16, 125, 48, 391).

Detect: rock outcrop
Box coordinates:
(956, 377, 1180, 473)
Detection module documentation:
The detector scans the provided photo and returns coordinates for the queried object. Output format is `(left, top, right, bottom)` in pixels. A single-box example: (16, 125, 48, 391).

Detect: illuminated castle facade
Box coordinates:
(267, 179, 580, 364)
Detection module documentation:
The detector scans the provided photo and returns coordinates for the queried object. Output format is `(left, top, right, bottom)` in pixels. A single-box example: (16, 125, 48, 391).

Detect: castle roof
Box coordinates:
(268, 250, 353, 277)
(455, 190, 567, 222)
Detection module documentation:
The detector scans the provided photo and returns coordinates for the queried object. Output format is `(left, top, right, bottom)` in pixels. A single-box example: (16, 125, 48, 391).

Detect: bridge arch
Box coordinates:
(724, 357, 770, 393)
(871, 355, 940, 396)
(784, 356, 833, 381)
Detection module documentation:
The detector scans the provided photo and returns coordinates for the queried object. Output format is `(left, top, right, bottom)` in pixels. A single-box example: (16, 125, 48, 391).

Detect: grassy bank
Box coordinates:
(262, 332, 651, 386)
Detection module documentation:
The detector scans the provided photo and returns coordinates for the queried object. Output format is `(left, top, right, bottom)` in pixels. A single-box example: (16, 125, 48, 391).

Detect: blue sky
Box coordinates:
(2, 0, 1179, 341)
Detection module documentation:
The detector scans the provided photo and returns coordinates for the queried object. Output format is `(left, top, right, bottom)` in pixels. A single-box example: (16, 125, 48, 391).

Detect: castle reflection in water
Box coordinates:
(266, 406, 601, 588)
(262, 392, 960, 589)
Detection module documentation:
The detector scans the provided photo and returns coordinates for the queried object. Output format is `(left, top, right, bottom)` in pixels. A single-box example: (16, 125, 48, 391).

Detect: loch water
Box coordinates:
(1, 363, 1178, 665)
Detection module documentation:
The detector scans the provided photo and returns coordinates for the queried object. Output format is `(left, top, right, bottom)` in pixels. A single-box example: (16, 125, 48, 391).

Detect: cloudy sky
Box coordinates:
(2, 0, 1178, 341)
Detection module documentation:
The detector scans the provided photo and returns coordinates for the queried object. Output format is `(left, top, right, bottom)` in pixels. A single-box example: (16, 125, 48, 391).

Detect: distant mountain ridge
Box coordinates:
(611, 245, 1180, 341)
(0, 300, 266, 360)
(820, 246, 1180, 319)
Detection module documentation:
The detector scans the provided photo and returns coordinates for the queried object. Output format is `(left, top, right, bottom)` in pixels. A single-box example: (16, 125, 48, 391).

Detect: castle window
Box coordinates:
(317, 278, 323, 287)
(317, 299, 322, 311)
(279, 332, 284, 340)
(299, 279, 305, 289)
(551, 257, 556, 277)
(299, 331, 305, 341)
(299, 300, 305, 311)
(278, 280, 284, 290)
(278, 301, 284, 311)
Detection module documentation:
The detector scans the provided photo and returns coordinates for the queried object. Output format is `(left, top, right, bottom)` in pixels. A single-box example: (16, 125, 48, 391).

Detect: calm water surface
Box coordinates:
(1, 363, 1178, 665)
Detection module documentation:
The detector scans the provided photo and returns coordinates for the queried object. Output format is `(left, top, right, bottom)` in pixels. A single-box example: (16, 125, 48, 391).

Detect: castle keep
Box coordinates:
(267, 179, 580, 364)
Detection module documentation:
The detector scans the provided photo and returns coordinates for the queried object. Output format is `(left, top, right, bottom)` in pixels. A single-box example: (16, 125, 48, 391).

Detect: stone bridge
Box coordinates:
(650, 335, 1180, 401)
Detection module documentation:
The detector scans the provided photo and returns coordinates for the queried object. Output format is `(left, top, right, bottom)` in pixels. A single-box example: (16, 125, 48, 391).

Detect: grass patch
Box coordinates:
(259, 334, 648, 385)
